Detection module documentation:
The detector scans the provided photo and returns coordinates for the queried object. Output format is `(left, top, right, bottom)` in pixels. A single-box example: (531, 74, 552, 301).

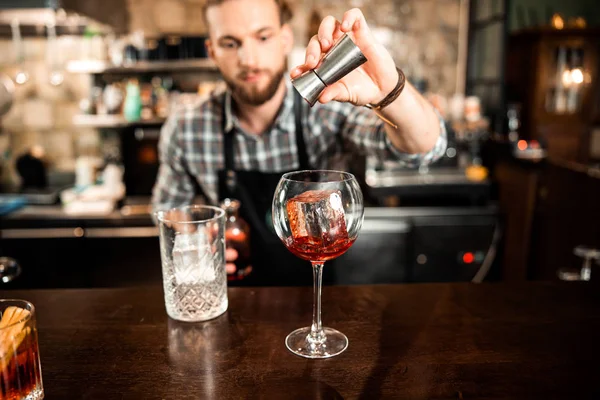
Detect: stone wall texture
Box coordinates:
(0, 36, 101, 185)
(0, 0, 461, 185)
(125, 0, 461, 94)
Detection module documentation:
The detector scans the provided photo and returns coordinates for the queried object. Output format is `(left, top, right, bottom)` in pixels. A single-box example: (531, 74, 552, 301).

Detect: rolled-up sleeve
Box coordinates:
(383, 109, 448, 168)
(340, 104, 447, 168)
(151, 113, 195, 213)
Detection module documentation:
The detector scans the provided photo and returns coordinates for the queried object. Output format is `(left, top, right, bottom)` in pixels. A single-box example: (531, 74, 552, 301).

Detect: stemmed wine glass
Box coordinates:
(272, 170, 364, 358)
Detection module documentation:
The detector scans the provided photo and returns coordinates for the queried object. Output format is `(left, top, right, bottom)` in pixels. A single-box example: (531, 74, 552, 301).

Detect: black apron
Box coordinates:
(217, 90, 330, 287)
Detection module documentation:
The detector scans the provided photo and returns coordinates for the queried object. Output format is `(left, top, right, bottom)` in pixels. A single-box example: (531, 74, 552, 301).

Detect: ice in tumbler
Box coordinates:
(172, 230, 216, 284)
(157, 205, 228, 322)
(286, 189, 348, 247)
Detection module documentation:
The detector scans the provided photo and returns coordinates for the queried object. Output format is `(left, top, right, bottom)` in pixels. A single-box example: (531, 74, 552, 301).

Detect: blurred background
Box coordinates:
(0, 0, 599, 289)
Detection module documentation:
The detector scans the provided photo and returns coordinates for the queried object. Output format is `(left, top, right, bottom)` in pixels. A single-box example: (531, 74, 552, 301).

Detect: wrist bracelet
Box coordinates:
(365, 67, 406, 111)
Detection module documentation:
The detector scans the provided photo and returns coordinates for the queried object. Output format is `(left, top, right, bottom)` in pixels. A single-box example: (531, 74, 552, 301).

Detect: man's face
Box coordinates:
(205, 0, 293, 106)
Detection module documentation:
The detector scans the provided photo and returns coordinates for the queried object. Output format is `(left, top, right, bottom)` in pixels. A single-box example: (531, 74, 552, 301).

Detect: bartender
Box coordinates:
(151, 0, 447, 285)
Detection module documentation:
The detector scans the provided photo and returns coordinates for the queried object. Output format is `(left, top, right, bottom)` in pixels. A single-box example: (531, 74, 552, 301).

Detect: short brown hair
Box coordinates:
(202, 0, 293, 27)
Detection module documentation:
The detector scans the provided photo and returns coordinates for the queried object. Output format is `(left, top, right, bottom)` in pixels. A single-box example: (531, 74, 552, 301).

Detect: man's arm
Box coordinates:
(151, 113, 195, 213)
(291, 8, 443, 158)
(379, 80, 443, 155)
(338, 101, 447, 167)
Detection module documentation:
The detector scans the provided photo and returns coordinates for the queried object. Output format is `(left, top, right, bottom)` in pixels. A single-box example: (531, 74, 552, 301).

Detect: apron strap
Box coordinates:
(181, 89, 311, 204)
(220, 99, 272, 240)
(223, 99, 237, 193)
(223, 119, 234, 172)
(219, 89, 311, 239)
(222, 89, 311, 189)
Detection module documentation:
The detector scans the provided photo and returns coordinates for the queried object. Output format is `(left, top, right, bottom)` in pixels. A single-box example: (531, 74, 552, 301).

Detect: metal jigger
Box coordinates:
(292, 33, 367, 106)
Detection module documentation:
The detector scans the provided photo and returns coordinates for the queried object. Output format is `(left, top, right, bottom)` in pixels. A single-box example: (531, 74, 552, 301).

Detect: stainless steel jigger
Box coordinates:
(292, 33, 367, 106)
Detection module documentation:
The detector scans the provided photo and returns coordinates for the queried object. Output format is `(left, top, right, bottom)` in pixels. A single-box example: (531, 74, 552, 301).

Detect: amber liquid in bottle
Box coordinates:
(221, 199, 252, 281)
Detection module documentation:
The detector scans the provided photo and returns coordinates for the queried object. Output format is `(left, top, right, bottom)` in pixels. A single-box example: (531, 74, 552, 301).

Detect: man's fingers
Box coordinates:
(226, 248, 238, 262)
(290, 65, 311, 79)
(318, 81, 352, 104)
(291, 34, 322, 78)
(318, 84, 341, 104)
(340, 8, 373, 43)
(304, 35, 322, 69)
(317, 16, 341, 53)
(226, 263, 236, 274)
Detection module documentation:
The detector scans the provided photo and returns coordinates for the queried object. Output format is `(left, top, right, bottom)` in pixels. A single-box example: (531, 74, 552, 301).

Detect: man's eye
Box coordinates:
(222, 41, 238, 49)
(259, 35, 271, 42)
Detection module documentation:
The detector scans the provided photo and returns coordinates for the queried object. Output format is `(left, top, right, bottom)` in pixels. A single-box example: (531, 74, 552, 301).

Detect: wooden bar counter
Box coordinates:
(1, 282, 598, 399)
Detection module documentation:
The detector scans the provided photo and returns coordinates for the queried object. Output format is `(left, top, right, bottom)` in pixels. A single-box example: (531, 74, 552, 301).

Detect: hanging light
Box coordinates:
(570, 68, 584, 85)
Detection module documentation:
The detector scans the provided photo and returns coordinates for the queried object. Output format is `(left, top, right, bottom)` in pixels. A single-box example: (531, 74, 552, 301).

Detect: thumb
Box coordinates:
(318, 82, 348, 104)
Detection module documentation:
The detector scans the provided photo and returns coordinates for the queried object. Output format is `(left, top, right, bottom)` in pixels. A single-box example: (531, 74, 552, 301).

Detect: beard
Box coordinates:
(223, 65, 286, 106)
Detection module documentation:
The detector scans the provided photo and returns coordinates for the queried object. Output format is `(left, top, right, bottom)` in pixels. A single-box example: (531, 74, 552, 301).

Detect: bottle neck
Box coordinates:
(226, 208, 239, 223)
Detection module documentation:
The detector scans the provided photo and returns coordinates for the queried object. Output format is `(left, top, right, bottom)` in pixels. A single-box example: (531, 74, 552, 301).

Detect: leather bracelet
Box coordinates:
(365, 67, 406, 111)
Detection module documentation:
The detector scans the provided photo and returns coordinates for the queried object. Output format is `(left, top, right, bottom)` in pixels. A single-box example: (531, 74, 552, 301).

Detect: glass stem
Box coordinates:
(581, 258, 592, 281)
(309, 262, 325, 343)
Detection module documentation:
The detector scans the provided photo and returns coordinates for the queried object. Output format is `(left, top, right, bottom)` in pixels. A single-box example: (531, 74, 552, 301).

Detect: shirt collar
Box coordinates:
(223, 79, 296, 135)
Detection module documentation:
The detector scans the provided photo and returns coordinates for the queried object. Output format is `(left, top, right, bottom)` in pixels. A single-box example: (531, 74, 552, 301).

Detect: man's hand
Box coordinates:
(291, 8, 443, 156)
(226, 248, 238, 275)
(290, 8, 398, 107)
(161, 208, 246, 277)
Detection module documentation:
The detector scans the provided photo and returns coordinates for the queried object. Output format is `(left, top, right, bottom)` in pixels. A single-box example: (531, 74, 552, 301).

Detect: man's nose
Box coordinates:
(238, 40, 258, 69)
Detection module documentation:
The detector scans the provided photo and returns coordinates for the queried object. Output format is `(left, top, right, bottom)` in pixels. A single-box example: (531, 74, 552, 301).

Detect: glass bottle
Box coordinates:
(123, 79, 142, 122)
(220, 198, 252, 281)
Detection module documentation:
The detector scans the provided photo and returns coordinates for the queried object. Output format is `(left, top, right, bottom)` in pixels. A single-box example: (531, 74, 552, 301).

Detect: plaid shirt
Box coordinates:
(152, 80, 447, 209)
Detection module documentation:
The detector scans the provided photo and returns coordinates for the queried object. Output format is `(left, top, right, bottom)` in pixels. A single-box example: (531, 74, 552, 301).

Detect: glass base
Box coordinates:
(285, 327, 348, 359)
(558, 268, 590, 281)
(25, 387, 44, 399)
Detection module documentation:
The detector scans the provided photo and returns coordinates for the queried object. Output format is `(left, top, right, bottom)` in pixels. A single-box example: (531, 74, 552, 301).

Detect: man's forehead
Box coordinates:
(207, 0, 281, 38)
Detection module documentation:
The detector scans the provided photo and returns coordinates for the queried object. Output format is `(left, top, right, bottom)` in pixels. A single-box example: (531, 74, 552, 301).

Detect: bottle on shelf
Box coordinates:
(123, 79, 142, 122)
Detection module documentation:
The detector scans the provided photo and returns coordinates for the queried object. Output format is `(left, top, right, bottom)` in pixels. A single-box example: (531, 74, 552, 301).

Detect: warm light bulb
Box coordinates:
(571, 68, 584, 85)
(551, 14, 565, 29)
